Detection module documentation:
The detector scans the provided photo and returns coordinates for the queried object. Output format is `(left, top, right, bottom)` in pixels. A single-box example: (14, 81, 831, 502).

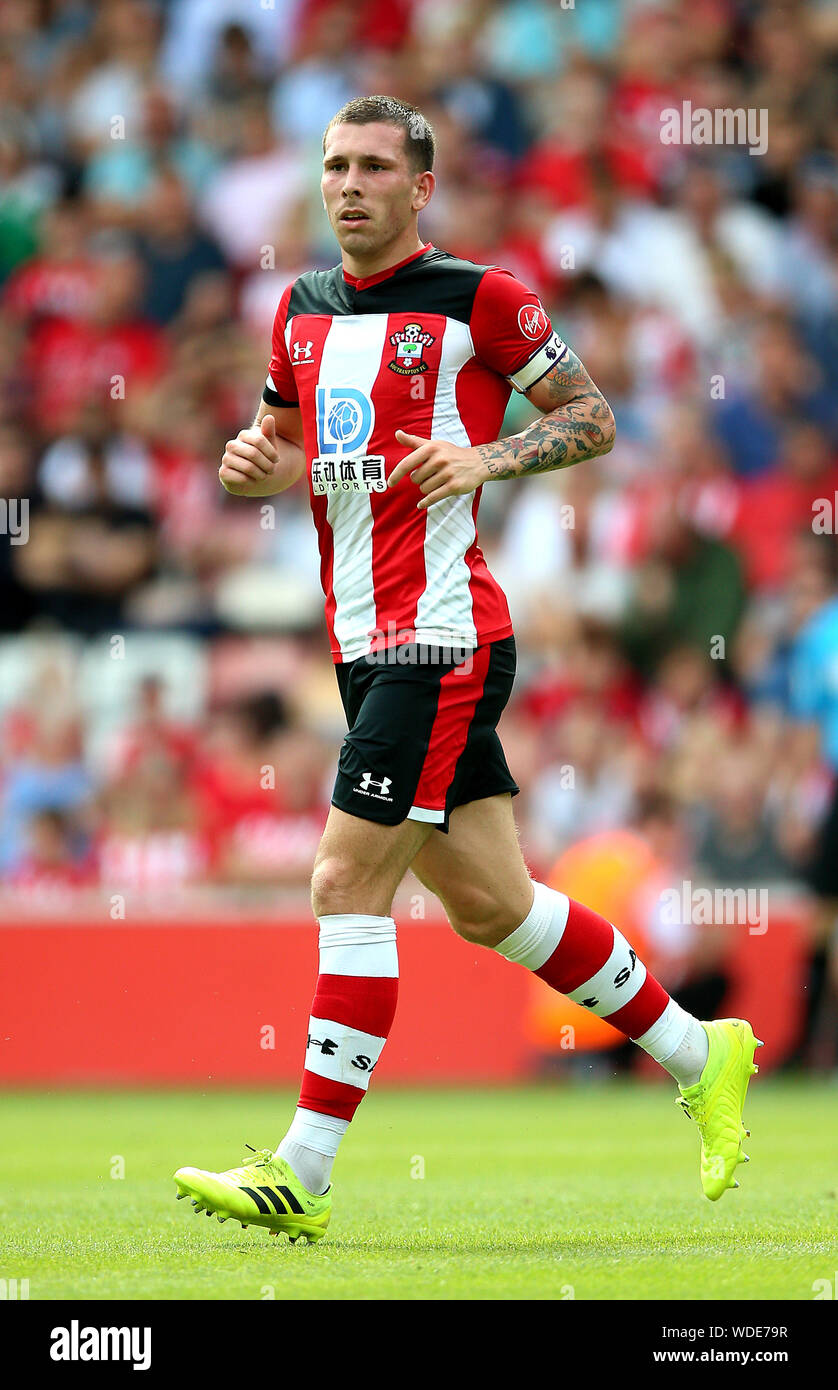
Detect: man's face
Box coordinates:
(321, 122, 429, 258)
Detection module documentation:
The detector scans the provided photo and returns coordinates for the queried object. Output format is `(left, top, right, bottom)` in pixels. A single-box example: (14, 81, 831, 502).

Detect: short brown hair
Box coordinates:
(323, 95, 435, 175)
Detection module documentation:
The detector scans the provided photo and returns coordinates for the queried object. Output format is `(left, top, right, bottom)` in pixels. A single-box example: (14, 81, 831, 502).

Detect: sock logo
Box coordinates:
(613, 949, 637, 989)
(350, 1053, 375, 1072)
(307, 1038, 375, 1071)
(579, 948, 639, 1011)
(304, 1014, 388, 1091)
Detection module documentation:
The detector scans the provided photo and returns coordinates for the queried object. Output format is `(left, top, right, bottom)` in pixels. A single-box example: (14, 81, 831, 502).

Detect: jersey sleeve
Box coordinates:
(469, 266, 568, 394)
(263, 282, 299, 407)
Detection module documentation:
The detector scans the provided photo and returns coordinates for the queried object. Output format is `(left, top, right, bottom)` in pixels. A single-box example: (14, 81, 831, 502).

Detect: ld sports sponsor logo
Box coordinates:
(312, 386, 386, 494)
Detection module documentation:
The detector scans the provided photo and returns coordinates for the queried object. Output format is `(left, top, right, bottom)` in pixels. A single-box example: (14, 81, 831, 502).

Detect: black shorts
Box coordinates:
(331, 636, 519, 832)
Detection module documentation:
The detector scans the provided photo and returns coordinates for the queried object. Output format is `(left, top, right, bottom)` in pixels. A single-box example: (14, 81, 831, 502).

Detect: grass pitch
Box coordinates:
(1, 1080, 835, 1300)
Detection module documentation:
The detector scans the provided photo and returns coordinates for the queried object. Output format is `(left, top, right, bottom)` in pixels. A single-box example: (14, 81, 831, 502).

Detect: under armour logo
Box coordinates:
(293, 340, 313, 361)
(359, 772, 392, 796)
(307, 1034, 338, 1055)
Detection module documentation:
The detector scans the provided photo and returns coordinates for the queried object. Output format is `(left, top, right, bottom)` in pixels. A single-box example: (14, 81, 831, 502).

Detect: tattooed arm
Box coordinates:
(389, 347, 615, 510)
(477, 348, 615, 481)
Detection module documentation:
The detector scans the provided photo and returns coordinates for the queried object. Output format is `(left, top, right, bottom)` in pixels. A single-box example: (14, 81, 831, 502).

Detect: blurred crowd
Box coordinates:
(1, 0, 838, 1059)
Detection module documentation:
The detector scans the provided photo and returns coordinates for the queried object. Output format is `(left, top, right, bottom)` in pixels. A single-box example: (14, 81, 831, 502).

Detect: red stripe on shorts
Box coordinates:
(412, 643, 491, 813)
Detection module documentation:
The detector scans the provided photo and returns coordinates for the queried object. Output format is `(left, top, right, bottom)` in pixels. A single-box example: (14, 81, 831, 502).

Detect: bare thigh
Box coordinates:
(409, 793, 534, 946)
(311, 805, 434, 918)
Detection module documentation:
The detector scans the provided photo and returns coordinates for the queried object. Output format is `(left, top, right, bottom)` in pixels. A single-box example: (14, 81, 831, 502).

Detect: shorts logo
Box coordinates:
(355, 771, 393, 801)
(388, 322, 436, 376)
(313, 386, 385, 494)
(518, 304, 549, 340)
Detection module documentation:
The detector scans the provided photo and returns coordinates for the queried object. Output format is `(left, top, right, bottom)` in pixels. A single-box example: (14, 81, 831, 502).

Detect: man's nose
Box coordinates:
(341, 167, 362, 197)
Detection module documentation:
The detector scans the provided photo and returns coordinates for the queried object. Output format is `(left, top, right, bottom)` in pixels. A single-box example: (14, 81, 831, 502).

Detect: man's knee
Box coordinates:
(311, 855, 355, 917)
(444, 885, 524, 948)
(311, 852, 394, 918)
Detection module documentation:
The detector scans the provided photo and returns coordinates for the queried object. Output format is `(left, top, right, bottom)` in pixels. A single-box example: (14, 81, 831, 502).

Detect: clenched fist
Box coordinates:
(219, 414, 281, 496)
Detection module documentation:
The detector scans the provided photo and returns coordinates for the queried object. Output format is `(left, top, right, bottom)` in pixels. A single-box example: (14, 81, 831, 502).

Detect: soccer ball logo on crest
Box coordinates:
(327, 398, 361, 443)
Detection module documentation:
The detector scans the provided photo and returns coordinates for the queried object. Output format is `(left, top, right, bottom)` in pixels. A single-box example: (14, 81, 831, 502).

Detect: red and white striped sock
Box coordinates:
(494, 882, 708, 1084)
(276, 914, 398, 1194)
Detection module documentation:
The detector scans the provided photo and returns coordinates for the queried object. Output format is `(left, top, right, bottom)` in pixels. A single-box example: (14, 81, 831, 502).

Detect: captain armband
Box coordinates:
(507, 333, 568, 394)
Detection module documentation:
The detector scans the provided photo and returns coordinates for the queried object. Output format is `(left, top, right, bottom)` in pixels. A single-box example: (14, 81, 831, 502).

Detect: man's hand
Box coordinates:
(388, 430, 488, 509)
(220, 415, 282, 496)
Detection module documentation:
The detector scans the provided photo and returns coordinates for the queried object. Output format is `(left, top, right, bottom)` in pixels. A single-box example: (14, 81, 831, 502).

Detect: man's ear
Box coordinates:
(412, 170, 435, 213)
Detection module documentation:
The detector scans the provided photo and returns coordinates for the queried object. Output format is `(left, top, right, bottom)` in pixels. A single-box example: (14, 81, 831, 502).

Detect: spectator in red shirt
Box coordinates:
(730, 422, 838, 592)
(2, 199, 98, 326)
(23, 245, 169, 433)
(9, 807, 96, 900)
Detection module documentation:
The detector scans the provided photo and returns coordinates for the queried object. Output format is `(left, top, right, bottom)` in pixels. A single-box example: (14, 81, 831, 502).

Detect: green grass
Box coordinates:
(1, 1081, 836, 1300)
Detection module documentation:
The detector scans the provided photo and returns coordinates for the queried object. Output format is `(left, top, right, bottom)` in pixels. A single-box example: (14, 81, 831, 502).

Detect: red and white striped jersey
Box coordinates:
(263, 243, 566, 662)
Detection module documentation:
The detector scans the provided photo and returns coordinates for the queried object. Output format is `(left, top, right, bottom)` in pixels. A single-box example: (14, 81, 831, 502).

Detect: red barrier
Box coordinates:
(723, 903, 808, 1065)
(0, 903, 807, 1083)
(0, 918, 532, 1084)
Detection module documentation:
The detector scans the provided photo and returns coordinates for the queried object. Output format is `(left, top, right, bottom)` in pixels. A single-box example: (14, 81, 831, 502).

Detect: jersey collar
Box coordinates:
(342, 243, 433, 292)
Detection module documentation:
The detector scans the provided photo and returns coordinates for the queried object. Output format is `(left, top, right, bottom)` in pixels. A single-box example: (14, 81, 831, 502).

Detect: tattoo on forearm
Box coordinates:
(477, 351, 615, 481)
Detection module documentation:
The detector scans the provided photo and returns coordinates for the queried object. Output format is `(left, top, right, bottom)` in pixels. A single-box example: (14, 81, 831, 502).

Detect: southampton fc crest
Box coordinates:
(388, 322, 435, 376)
